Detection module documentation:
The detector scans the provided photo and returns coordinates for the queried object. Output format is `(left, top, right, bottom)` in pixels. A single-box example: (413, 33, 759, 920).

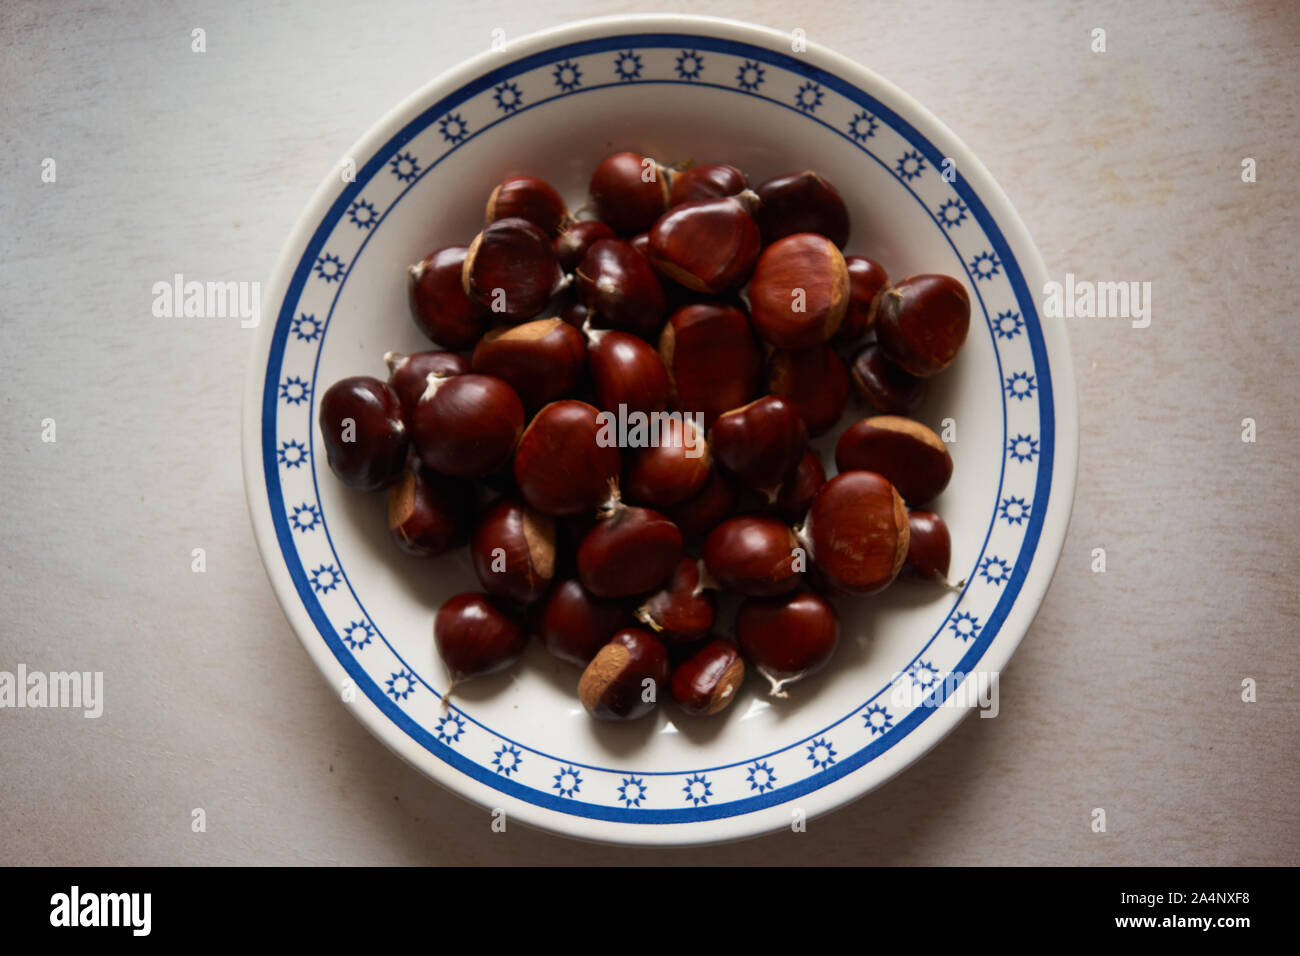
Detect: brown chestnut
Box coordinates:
(512, 400, 622, 515)
(748, 233, 849, 349)
(434, 592, 527, 684)
(835, 416, 953, 505)
(670, 163, 748, 206)
(385, 350, 467, 419)
(579, 628, 670, 720)
(773, 449, 826, 524)
(703, 515, 802, 596)
(635, 557, 716, 643)
(463, 217, 562, 321)
(753, 170, 850, 248)
(470, 497, 557, 604)
(577, 238, 667, 339)
(766, 345, 850, 437)
(658, 303, 761, 427)
(555, 220, 617, 272)
(623, 415, 711, 508)
(471, 317, 586, 411)
(536, 578, 635, 667)
(902, 510, 952, 585)
(319, 376, 409, 491)
(736, 590, 840, 697)
(671, 638, 744, 716)
(388, 460, 474, 556)
(588, 151, 669, 235)
(648, 194, 761, 293)
(585, 326, 670, 414)
(577, 486, 684, 598)
(408, 246, 487, 350)
(850, 343, 928, 416)
(803, 471, 909, 595)
(875, 274, 970, 377)
(485, 175, 568, 236)
(833, 255, 890, 346)
(409, 373, 524, 479)
(664, 467, 740, 538)
(709, 396, 808, 500)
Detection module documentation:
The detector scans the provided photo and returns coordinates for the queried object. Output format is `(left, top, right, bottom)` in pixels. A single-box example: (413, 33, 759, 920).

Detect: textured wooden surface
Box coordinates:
(1, 0, 1297, 865)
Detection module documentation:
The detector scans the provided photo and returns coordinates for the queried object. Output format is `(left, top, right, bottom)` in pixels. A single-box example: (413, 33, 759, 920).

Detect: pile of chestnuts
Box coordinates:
(319, 152, 970, 721)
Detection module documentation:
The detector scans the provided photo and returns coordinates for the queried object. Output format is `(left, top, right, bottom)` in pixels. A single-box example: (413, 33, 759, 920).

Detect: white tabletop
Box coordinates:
(2, 0, 1297, 865)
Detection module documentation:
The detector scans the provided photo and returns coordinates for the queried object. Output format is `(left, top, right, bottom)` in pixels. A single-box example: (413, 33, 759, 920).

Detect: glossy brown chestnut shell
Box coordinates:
(850, 343, 928, 416)
(902, 510, 952, 585)
(319, 376, 409, 491)
(385, 350, 468, 419)
(577, 238, 667, 339)
(577, 492, 685, 598)
(753, 170, 850, 248)
(671, 638, 745, 716)
(623, 415, 711, 508)
(462, 216, 562, 321)
(664, 467, 740, 539)
(835, 416, 953, 506)
(536, 578, 634, 667)
(512, 400, 622, 516)
(408, 246, 488, 350)
(555, 220, 617, 272)
(434, 592, 528, 683)
(585, 327, 670, 415)
(409, 373, 525, 479)
(874, 274, 971, 377)
(803, 471, 909, 595)
(773, 449, 826, 525)
(388, 460, 474, 556)
(578, 628, 671, 720)
(735, 590, 840, 697)
(766, 345, 851, 437)
(833, 255, 891, 346)
(669, 163, 748, 206)
(635, 557, 717, 643)
(588, 151, 670, 235)
(658, 303, 761, 427)
(471, 317, 587, 411)
(470, 497, 557, 604)
(648, 194, 761, 293)
(485, 175, 568, 236)
(708, 396, 808, 499)
(703, 515, 802, 596)
(747, 233, 849, 349)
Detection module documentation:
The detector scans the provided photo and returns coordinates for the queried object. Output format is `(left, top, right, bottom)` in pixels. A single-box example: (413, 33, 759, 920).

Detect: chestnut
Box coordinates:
(835, 416, 953, 506)
(902, 510, 952, 585)
(388, 460, 474, 556)
(585, 326, 670, 415)
(512, 400, 622, 515)
(588, 151, 669, 235)
(319, 376, 408, 491)
(635, 557, 716, 643)
(648, 194, 761, 293)
(766, 345, 850, 437)
(409, 373, 524, 479)
(875, 274, 970, 377)
(850, 343, 928, 416)
(537, 578, 635, 667)
(669, 163, 748, 206)
(577, 486, 684, 598)
(470, 497, 557, 604)
(555, 220, 617, 272)
(664, 467, 740, 538)
(578, 627, 670, 720)
(463, 217, 562, 321)
(736, 590, 840, 697)
(385, 350, 467, 419)
(833, 256, 891, 346)
(485, 175, 568, 236)
(658, 303, 761, 427)
(773, 449, 826, 525)
(708, 396, 808, 500)
(629, 231, 652, 259)
(803, 471, 909, 595)
(409, 246, 487, 350)
(576, 238, 667, 339)
(471, 317, 587, 411)
(753, 170, 850, 248)
(434, 592, 527, 684)
(748, 233, 849, 349)
(671, 638, 744, 716)
(703, 515, 802, 596)
(624, 415, 710, 508)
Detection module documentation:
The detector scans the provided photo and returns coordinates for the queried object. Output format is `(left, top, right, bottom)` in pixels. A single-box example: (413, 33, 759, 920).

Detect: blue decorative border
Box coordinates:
(260, 34, 1054, 823)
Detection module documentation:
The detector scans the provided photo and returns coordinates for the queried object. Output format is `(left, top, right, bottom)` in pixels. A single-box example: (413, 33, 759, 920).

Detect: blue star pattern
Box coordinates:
(999, 495, 1030, 525)
(896, 150, 926, 181)
(993, 309, 1025, 339)
(341, 619, 374, 650)
(435, 712, 465, 742)
(493, 81, 523, 113)
(347, 199, 378, 230)
(290, 503, 321, 534)
(386, 669, 416, 701)
(618, 776, 648, 807)
(438, 113, 469, 144)
(553, 766, 582, 798)
(314, 253, 345, 283)
(948, 611, 980, 643)
(682, 774, 712, 806)
(936, 198, 968, 229)
(807, 738, 838, 770)
(309, 564, 340, 595)
(1008, 433, 1039, 463)
(978, 555, 1011, 586)
(279, 376, 309, 405)
(278, 439, 307, 469)
(969, 250, 1001, 280)
(1005, 371, 1036, 401)
(291, 312, 324, 342)
(746, 761, 777, 793)
(675, 49, 704, 81)
(908, 659, 940, 690)
(848, 110, 879, 141)
(389, 152, 420, 183)
(552, 59, 582, 92)
(735, 60, 765, 91)
(613, 51, 642, 82)
(862, 703, 893, 736)
(492, 744, 522, 776)
(794, 81, 823, 113)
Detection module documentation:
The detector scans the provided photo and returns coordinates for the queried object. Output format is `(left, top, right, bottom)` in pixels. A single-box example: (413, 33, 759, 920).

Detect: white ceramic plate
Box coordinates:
(242, 14, 1077, 846)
